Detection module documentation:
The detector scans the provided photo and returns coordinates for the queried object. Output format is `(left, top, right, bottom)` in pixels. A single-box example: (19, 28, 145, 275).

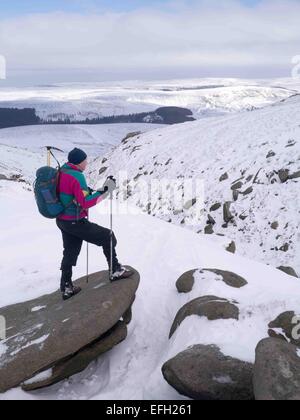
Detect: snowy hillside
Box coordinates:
(1, 181, 300, 400)
(89, 94, 300, 275)
(0, 123, 163, 182)
(0, 77, 300, 400)
(0, 78, 297, 122)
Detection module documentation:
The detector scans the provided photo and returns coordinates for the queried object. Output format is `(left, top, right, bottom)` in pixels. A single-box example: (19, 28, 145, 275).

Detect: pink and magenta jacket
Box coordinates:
(57, 163, 104, 221)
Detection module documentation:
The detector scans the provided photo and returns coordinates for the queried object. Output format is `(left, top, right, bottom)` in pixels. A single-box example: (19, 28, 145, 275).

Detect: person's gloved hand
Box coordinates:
(98, 176, 117, 194)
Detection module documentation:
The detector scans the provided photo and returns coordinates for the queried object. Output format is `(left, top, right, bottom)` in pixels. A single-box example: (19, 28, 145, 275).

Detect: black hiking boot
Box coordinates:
(110, 266, 134, 282)
(62, 285, 82, 301)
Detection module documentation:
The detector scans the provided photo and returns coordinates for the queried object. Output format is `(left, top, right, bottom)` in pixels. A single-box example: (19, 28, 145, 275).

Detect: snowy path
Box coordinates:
(1, 182, 300, 400)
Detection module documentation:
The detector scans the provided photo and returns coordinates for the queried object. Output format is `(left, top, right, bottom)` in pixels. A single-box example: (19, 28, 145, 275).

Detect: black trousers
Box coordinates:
(56, 218, 119, 291)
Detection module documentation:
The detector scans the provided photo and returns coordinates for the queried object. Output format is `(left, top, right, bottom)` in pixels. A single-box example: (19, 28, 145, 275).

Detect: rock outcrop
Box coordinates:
(176, 270, 196, 293)
(162, 345, 254, 400)
(268, 311, 300, 347)
(202, 269, 248, 288)
(277, 266, 299, 278)
(253, 338, 300, 400)
(169, 296, 239, 338)
(0, 267, 140, 393)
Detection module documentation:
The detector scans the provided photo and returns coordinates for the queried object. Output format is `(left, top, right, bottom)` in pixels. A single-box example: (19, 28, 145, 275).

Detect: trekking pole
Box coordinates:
(110, 192, 113, 281)
(86, 211, 90, 284)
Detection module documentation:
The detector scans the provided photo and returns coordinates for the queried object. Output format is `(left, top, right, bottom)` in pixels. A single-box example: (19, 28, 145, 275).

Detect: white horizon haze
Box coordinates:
(0, 0, 299, 85)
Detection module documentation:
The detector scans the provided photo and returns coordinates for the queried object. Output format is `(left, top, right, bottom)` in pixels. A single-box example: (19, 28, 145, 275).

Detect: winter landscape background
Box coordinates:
(0, 75, 299, 399)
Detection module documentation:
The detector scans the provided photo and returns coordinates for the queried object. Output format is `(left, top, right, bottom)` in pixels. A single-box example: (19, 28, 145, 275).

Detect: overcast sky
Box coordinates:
(0, 0, 299, 85)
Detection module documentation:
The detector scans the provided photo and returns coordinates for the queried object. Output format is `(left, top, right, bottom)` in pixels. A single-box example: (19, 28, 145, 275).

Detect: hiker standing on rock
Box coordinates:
(56, 148, 133, 301)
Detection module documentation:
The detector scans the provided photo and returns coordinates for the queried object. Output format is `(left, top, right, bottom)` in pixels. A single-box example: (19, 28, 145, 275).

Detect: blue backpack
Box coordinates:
(34, 167, 73, 219)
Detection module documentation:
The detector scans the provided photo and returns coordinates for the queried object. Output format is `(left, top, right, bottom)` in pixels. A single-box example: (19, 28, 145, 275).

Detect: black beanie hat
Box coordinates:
(68, 148, 87, 165)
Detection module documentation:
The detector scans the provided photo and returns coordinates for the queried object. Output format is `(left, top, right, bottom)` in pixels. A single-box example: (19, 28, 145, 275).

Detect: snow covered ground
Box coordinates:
(89, 94, 300, 275)
(0, 123, 163, 182)
(0, 77, 299, 400)
(0, 77, 299, 121)
(0, 181, 300, 400)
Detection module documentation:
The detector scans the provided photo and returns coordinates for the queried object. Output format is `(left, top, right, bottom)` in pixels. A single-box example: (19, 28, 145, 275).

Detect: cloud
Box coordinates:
(0, 0, 299, 82)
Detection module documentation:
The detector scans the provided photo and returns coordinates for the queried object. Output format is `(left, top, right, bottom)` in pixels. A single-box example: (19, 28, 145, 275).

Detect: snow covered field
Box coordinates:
(1, 181, 300, 400)
(0, 77, 299, 400)
(0, 77, 299, 121)
(0, 123, 163, 182)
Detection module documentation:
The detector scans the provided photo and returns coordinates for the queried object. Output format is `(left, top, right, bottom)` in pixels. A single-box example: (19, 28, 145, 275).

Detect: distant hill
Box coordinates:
(0, 106, 195, 129)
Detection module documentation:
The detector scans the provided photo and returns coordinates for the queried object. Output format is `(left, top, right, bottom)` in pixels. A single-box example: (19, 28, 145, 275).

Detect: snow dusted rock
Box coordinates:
(241, 186, 253, 196)
(162, 345, 254, 400)
(169, 296, 239, 338)
(0, 267, 139, 393)
(231, 181, 243, 191)
(278, 169, 290, 183)
(176, 268, 247, 294)
(219, 173, 229, 182)
(268, 311, 300, 347)
(204, 225, 214, 235)
(277, 266, 299, 278)
(223, 202, 234, 223)
(289, 171, 300, 180)
(98, 167, 108, 176)
(267, 150, 276, 159)
(22, 321, 127, 391)
(226, 241, 236, 254)
(271, 221, 279, 230)
(202, 269, 248, 288)
(210, 203, 222, 212)
(176, 270, 196, 293)
(253, 338, 300, 400)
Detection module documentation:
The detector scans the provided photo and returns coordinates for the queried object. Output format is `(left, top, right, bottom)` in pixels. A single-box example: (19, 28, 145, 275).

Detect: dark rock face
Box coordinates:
(289, 171, 300, 180)
(231, 182, 243, 191)
(277, 266, 299, 278)
(241, 187, 253, 196)
(278, 169, 290, 183)
(271, 221, 279, 230)
(254, 338, 300, 400)
(268, 311, 300, 347)
(210, 203, 222, 212)
(205, 225, 214, 235)
(232, 190, 239, 201)
(162, 345, 254, 400)
(207, 215, 216, 225)
(226, 241, 236, 254)
(267, 151, 276, 158)
(176, 270, 196, 293)
(223, 202, 234, 223)
(279, 243, 289, 252)
(202, 269, 248, 288)
(0, 267, 139, 393)
(169, 296, 239, 338)
(22, 321, 127, 391)
(98, 167, 108, 175)
(122, 131, 142, 144)
(219, 173, 229, 182)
